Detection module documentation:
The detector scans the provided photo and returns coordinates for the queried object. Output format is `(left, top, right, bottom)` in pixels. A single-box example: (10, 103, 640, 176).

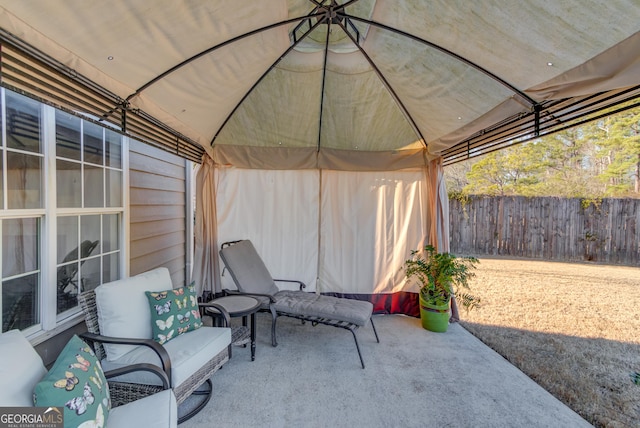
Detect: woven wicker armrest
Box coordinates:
(105, 363, 170, 391)
(80, 332, 172, 383)
(274, 279, 307, 291)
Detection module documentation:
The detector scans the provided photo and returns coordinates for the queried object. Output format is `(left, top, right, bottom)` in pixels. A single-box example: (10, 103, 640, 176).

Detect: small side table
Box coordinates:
(205, 295, 261, 361)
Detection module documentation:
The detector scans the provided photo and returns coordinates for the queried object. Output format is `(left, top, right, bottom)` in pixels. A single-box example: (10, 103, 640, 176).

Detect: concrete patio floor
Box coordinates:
(181, 314, 591, 427)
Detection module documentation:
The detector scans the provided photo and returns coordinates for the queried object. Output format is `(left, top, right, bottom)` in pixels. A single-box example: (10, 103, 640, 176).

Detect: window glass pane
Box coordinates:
(57, 216, 79, 264)
(102, 214, 119, 252)
(83, 121, 103, 165)
(57, 261, 78, 314)
(56, 111, 81, 160)
(56, 160, 81, 208)
(0, 149, 3, 209)
(80, 257, 100, 293)
(84, 165, 104, 207)
(106, 169, 122, 207)
(5, 92, 41, 153)
(1, 217, 39, 332)
(102, 254, 119, 284)
(81, 215, 101, 253)
(105, 129, 122, 169)
(2, 274, 38, 332)
(7, 152, 42, 209)
(2, 218, 38, 277)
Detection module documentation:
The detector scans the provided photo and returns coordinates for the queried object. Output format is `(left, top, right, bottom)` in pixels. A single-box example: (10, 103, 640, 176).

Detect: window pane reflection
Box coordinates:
(106, 169, 122, 207)
(56, 111, 81, 160)
(2, 274, 38, 332)
(102, 214, 119, 252)
(7, 152, 42, 209)
(2, 218, 38, 277)
(105, 130, 121, 168)
(57, 261, 79, 314)
(81, 215, 100, 248)
(80, 257, 100, 293)
(102, 254, 119, 283)
(56, 215, 101, 314)
(2, 217, 39, 332)
(6, 92, 41, 153)
(0, 150, 3, 209)
(84, 164, 104, 207)
(83, 122, 103, 165)
(56, 160, 82, 208)
(57, 216, 79, 264)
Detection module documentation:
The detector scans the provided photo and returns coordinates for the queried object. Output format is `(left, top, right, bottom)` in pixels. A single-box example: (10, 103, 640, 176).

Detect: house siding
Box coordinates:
(129, 140, 188, 287)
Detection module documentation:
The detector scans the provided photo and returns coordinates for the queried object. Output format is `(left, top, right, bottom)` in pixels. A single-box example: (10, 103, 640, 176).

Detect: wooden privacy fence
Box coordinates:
(449, 196, 640, 265)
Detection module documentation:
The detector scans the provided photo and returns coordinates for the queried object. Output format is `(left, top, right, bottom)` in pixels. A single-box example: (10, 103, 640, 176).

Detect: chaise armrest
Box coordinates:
(80, 332, 172, 385)
(274, 279, 307, 291)
(224, 289, 277, 303)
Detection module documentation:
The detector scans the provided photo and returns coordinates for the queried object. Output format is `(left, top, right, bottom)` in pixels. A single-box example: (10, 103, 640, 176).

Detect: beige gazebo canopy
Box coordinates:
(0, 0, 638, 168)
(1, 1, 639, 316)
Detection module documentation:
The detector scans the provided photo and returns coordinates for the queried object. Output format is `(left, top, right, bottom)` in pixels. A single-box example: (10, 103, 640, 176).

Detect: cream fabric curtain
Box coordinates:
(215, 168, 320, 292)
(319, 169, 427, 295)
(192, 155, 223, 296)
(425, 157, 458, 321)
(211, 167, 428, 299)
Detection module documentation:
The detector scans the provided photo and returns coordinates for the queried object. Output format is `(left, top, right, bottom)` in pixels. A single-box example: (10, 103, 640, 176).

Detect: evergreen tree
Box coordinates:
(445, 106, 640, 199)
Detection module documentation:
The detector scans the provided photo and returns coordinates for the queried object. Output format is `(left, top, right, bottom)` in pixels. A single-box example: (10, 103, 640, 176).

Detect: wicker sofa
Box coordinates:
(78, 267, 231, 423)
(1, 329, 178, 428)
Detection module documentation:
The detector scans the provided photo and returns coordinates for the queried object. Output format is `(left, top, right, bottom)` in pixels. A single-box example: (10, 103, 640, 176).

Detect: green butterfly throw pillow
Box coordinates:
(146, 283, 203, 344)
(33, 335, 110, 427)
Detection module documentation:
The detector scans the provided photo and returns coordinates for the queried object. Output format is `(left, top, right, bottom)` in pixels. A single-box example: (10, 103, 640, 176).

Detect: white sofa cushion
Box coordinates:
(108, 389, 177, 428)
(0, 329, 177, 428)
(0, 329, 47, 406)
(95, 267, 173, 361)
(101, 326, 231, 387)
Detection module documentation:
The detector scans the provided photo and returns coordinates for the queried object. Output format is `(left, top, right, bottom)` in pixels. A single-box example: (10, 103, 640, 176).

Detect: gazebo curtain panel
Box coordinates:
(204, 164, 440, 316)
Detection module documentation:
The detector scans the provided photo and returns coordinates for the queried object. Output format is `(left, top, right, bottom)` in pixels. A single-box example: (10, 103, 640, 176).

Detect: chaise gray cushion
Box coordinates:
(221, 240, 280, 298)
(272, 290, 373, 326)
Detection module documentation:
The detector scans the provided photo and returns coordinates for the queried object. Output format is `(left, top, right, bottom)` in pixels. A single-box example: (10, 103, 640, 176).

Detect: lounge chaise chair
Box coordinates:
(219, 240, 379, 368)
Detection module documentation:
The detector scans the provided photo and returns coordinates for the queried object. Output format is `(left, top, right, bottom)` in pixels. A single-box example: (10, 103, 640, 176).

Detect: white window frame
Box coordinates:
(0, 88, 129, 343)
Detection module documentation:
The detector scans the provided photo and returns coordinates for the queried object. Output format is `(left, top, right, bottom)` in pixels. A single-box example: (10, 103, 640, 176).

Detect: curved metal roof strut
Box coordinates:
(345, 15, 537, 107)
(317, 17, 332, 152)
(210, 15, 327, 146)
(337, 16, 428, 148)
(125, 13, 324, 102)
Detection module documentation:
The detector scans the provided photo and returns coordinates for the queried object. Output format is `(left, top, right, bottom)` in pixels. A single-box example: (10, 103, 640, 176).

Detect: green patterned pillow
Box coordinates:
(146, 283, 203, 344)
(33, 335, 110, 427)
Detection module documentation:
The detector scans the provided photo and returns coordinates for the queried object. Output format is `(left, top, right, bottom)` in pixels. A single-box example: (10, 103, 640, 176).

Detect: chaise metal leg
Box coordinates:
(349, 328, 366, 369)
(270, 306, 279, 347)
(370, 317, 380, 343)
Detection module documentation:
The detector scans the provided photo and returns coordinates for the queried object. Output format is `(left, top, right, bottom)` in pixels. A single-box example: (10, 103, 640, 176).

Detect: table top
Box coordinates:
(205, 295, 261, 317)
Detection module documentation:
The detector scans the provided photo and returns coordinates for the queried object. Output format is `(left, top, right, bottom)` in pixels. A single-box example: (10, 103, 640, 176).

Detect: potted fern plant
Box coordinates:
(405, 245, 480, 332)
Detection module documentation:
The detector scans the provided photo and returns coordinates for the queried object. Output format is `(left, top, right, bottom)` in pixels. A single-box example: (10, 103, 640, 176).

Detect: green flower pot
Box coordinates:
(419, 294, 450, 332)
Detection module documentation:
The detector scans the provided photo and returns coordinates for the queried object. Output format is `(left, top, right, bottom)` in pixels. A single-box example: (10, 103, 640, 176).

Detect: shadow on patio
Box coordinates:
(181, 314, 590, 428)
